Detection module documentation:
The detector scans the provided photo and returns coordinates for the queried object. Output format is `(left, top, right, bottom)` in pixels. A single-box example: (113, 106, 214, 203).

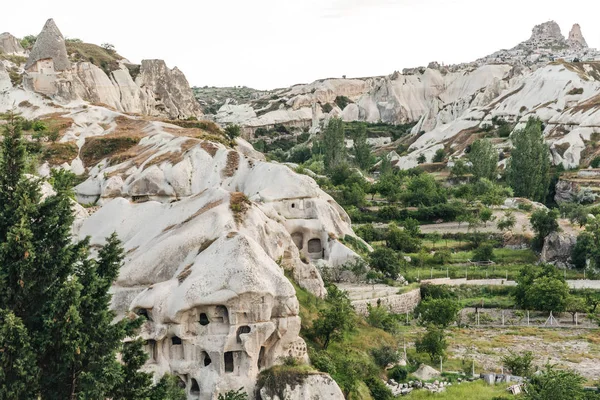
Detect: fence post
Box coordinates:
(502, 310, 505, 326)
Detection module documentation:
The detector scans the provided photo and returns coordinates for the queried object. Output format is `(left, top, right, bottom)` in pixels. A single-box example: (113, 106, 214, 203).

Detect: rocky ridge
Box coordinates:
(3, 18, 202, 120)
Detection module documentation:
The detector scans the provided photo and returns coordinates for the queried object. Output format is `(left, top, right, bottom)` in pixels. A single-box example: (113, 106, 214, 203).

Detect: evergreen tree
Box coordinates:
(0, 310, 39, 399)
(507, 118, 550, 202)
(323, 117, 346, 170)
(469, 139, 497, 181)
(0, 113, 160, 399)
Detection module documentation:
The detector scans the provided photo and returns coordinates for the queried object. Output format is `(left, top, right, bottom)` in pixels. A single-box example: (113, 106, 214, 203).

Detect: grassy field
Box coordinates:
(406, 380, 510, 399)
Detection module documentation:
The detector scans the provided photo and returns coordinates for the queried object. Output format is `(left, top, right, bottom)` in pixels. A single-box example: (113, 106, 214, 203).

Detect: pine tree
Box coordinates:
(0, 113, 160, 399)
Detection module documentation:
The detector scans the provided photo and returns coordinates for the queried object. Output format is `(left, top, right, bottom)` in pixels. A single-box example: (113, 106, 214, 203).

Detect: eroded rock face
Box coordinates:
(24, 18, 70, 72)
(568, 24, 588, 48)
(0, 32, 25, 55)
(258, 373, 344, 400)
(136, 60, 202, 119)
(541, 231, 577, 267)
(0, 64, 11, 91)
(21, 19, 201, 120)
(79, 189, 311, 398)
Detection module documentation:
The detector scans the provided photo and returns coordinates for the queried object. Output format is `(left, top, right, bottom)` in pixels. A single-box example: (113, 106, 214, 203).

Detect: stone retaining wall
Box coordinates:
(352, 288, 421, 316)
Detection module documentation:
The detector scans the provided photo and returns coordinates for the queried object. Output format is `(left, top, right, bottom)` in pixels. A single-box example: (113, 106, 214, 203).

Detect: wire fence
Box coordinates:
(457, 307, 598, 329)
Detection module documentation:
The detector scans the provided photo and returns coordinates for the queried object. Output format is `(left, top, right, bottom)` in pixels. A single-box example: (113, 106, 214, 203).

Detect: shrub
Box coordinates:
(433, 148, 446, 163)
(388, 365, 408, 382)
(224, 124, 241, 141)
(417, 154, 427, 164)
(371, 345, 400, 368)
(473, 242, 495, 262)
(322, 103, 333, 113)
(218, 388, 248, 400)
(32, 120, 48, 132)
(502, 351, 534, 377)
(364, 377, 394, 400)
(335, 96, 352, 110)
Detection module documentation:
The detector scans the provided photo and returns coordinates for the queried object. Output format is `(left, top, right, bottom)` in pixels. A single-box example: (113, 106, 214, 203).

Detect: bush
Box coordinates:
(433, 148, 445, 163)
(473, 242, 495, 262)
(369, 248, 402, 279)
(32, 120, 47, 132)
(502, 351, 534, 377)
(388, 365, 408, 382)
(364, 377, 394, 400)
(224, 124, 241, 140)
(371, 345, 400, 368)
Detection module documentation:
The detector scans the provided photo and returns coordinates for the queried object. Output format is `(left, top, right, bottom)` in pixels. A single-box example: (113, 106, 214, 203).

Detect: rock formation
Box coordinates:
(21, 18, 201, 119)
(24, 18, 70, 72)
(136, 60, 202, 119)
(568, 23, 588, 49)
(0, 32, 25, 55)
(541, 231, 577, 267)
(528, 20, 565, 45)
(258, 373, 344, 400)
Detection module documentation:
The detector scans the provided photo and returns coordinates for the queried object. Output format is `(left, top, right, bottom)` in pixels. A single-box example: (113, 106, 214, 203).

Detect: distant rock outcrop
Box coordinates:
(568, 23, 588, 49)
(0, 32, 25, 56)
(528, 20, 565, 44)
(24, 18, 70, 72)
(21, 18, 201, 119)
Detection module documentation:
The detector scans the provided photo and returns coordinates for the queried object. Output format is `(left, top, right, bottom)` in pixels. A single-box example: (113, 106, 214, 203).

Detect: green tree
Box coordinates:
(417, 153, 426, 164)
(224, 124, 241, 141)
(0, 113, 156, 398)
(416, 325, 447, 362)
(450, 159, 470, 179)
(514, 265, 570, 312)
(469, 139, 497, 181)
(507, 118, 551, 202)
(530, 208, 559, 248)
(432, 148, 445, 163)
(150, 375, 187, 400)
(565, 296, 587, 324)
(403, 174, 447, 207)
(0, 310, 39, 399)
(502, 351, 534, 377)
(479, 208, 494, 227)
(525, 365, 586, 400)
(369, 247, 402, 279)
(313, 285, 355, 349)
(323, 117, 346, 170)
(366, 304, 399, 333)
(472, 242, 495, 262)
(416, 299, 460, 328)
(386, 224, 421, 253)
(351, 123, 374, 170)
(497, 210, 517, 232)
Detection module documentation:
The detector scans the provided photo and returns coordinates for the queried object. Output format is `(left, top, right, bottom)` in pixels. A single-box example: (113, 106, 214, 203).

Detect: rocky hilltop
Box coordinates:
(1, 18, 202, 120)
(205, 21, 600, 174)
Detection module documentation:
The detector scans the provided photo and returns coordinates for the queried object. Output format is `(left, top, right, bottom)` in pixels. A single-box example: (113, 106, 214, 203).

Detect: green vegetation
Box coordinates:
(507, 118, 551, 202)
(65, 41, 124, 76)
(406, 380, 510, 399)
(0, 113, 183, 398)
(323, 117, 347, 170)
(469, 139, 497, 181)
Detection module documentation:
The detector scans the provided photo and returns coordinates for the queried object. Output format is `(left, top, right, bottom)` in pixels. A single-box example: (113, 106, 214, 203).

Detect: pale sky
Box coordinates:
(2, 0, 599, 89)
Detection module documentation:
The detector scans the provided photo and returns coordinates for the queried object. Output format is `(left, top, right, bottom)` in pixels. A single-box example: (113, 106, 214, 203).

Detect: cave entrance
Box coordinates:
(190, 378, 200, 396)
(224, 352, 234, 373)
(236, 326, 251, 343)
(307, 238, 322, 255)
(199, 313, 210, 326)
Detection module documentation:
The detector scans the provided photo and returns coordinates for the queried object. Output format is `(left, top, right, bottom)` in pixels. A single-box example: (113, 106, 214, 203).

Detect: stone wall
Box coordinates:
(352, 288, 421, 316)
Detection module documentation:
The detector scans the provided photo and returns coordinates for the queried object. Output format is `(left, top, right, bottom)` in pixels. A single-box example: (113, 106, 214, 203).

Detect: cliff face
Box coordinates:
(21, 18, 201, 119)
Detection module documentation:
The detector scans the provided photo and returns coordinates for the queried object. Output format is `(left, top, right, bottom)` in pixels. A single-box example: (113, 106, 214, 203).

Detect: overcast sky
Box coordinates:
(2, 0, 599, 89)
